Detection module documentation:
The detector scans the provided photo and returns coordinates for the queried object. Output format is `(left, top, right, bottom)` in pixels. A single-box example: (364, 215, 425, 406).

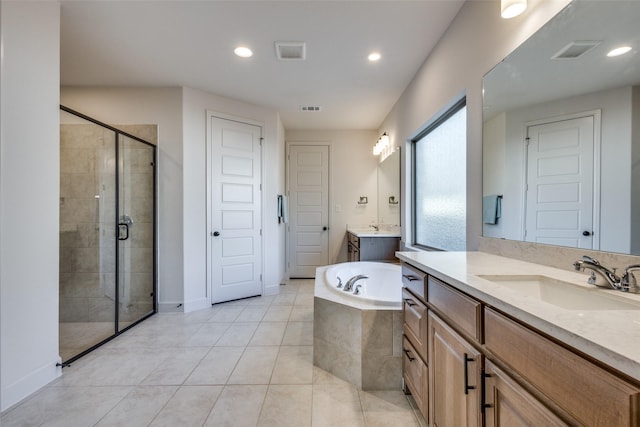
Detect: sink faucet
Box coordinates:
(573, 256, 621, 290)
(621, 265, 640, 293)
(343, 274, 368, 292)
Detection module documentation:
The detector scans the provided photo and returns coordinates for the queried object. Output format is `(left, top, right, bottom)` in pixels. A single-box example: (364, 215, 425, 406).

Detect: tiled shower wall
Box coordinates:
(59, 124, 156, 324)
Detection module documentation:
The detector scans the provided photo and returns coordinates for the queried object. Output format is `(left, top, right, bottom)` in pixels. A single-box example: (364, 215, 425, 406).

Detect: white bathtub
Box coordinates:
(314, 261, 403, 389)
(321, 261, 402, 308)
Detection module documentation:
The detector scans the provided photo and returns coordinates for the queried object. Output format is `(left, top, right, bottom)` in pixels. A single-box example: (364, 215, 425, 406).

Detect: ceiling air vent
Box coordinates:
(552, 41, 601, 59)
(276, 41, 306, 61)
(300, 106, 321, 112)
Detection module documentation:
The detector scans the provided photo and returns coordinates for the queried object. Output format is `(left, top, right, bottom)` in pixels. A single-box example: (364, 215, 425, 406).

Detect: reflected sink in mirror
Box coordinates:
(478, 275, 640, 311)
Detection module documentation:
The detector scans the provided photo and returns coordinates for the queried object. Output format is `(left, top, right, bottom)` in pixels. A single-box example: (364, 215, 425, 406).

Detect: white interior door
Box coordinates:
(288, 145, 329, 278)
(525, 115, 597, 248)
(209, 116, 262, 304)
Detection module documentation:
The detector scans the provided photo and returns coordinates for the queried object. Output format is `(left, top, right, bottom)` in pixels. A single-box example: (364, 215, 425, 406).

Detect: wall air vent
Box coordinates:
(552, 41, 601, 59)
(276, 41, 306, 60)
(300, 106, 322, 112)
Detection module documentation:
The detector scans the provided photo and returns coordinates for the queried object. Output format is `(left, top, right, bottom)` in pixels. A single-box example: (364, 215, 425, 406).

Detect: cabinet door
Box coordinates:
(429, 311, 482, 427)
(484, 360, 568, 427)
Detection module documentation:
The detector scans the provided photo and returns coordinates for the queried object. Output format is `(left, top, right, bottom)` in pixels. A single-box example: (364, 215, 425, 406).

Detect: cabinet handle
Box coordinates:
(481, 368, 493, 413)
(403, 298, 417, 307)
(403, 274, 420, 282)
(403, 348, 416, 362)
(464, 353, 476, 395)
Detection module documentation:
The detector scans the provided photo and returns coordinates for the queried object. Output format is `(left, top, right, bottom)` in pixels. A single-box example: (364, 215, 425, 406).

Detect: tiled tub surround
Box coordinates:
(396, 250, 640, 381)
(313, 265, 403, 390)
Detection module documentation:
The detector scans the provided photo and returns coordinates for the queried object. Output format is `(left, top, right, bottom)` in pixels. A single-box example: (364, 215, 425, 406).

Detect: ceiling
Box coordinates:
(59, 0, 465, 130)
(483, 0, 640, 118)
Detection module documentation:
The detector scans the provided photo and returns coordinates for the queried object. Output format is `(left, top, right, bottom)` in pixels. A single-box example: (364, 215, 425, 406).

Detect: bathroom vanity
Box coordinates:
(398, 251, 640, 426)
(347, 229, 400, 262)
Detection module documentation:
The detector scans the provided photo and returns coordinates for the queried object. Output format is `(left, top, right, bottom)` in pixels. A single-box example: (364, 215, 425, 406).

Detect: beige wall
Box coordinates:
(285, 130, 378, 264)
(378, 0, 571, 251)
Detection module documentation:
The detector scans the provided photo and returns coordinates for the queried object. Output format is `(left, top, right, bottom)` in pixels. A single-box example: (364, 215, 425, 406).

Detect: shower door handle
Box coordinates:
(118, 223, 129, 240)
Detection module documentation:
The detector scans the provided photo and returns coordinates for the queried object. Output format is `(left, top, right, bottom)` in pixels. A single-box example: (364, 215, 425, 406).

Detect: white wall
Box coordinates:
(61, 86, 286, 311)
(378, 0, 571, 250)
(0, 1, 61, 411)
(60, 87, 185, 310)
(285, 130, 378, 264)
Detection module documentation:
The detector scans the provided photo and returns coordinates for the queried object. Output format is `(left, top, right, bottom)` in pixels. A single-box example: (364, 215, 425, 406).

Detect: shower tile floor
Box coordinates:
(1, 280, 426, 427)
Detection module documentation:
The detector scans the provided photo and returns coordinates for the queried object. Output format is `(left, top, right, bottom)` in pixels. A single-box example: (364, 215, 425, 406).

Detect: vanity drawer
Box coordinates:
(484, 308, 640, 427)
(402, 263, 427, 301)
(348, 232, 359, 247)
(427, 276, 482, 342)
(402, 289, 427, 360)
(403, 336, 428, 419)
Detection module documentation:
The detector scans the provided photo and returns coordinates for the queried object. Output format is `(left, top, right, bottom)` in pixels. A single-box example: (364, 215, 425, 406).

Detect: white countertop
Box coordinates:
(396, 251, 640, 381)
(347, 227, 401, 238)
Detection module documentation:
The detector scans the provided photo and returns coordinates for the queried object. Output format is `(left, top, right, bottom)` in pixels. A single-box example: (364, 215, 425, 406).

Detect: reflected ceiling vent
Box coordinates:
(552, 41, 601, 59)
(299, 105, 322, 112)
(276, 41, 306, 60)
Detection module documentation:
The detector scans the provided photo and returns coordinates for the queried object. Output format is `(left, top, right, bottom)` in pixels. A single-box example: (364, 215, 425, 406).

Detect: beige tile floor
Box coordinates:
(0, 280, 426, 427)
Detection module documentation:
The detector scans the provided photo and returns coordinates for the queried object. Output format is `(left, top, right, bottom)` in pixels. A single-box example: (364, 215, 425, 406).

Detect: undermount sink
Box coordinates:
(478, 274, 640, 311)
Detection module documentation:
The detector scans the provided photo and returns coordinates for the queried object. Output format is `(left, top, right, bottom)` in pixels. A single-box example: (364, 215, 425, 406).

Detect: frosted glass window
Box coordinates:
(413, 102, 466, 251)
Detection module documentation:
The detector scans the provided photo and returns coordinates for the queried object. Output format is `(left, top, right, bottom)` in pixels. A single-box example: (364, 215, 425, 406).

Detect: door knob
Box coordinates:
(322, 226, 328, 231)
(582, 231, 592, 236)
(212, 231, 220, 237)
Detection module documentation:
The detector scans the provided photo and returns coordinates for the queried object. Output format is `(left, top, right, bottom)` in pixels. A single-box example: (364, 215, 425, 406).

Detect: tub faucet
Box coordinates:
(343, 275, 368, 292)
(573, 256, 621, 290)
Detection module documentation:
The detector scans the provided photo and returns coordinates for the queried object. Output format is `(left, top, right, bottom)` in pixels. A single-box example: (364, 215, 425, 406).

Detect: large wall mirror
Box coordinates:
(483, 0, 640, 255)
(378, 148, 401, 227)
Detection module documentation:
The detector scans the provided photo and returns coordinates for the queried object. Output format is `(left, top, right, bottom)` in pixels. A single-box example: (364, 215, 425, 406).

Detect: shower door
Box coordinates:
(59, 106, 156, 364)
(117, 135, 156, 330)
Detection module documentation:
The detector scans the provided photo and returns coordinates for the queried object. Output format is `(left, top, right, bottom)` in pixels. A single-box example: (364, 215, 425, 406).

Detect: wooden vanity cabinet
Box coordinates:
(400, 260, 640, 427)
(484, 359, 568, 427)
(429, 311, 482, 427)
(347, 232, 399, 262)
(401, 263, 429, 419)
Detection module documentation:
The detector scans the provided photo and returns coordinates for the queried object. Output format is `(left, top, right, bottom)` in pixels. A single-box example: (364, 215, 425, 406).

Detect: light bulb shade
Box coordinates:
(379, 133, 390, 148)
(501, 0, 526, 18)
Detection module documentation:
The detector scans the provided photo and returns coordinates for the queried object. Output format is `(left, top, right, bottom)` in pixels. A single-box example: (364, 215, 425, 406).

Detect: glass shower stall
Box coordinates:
(59, 106, 157, 363)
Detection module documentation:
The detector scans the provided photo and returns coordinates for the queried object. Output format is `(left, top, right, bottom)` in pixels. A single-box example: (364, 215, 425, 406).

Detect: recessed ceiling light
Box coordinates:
(607, 46, 632, 57)
(368, 52, 381, 62)
(234, 46, 253, 58)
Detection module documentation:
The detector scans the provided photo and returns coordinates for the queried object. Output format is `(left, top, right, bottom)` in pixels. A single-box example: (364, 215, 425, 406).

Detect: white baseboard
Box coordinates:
(1, 359, 61, 412)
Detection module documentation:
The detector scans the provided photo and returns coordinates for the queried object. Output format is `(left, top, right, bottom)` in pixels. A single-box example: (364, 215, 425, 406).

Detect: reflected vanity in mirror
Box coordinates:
(483, 0, 640, 255)
(378, 148, 401, 227)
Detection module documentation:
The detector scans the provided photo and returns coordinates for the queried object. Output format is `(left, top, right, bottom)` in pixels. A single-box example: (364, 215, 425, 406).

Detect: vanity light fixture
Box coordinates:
(607, 46, 632, 57)
(234, 46, 253, 58)
(501, 0, 527, 19)
(373, 132, 390, 156)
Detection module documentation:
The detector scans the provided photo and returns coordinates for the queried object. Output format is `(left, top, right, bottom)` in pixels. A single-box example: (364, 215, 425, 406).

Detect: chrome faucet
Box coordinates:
(621, 265, 640, 293)
(343, 274, 368, 292)
(573, 256, 621, 290)
(353, 284, 363, 295)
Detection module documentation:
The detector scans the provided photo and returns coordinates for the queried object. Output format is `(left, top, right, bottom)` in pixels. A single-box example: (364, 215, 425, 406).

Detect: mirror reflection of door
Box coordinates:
(524, 112, 599, 249)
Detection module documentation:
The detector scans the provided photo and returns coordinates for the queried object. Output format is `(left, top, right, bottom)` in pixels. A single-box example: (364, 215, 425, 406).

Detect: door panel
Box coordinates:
(118, 135, 156, 330)
(288, 145, 329, 278)
(525, 116, 596, 248)
(209, 116, 262, 303)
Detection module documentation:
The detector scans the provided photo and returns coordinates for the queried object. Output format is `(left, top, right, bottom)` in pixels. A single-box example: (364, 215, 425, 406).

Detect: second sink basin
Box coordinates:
(478, 274, 640, 311)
